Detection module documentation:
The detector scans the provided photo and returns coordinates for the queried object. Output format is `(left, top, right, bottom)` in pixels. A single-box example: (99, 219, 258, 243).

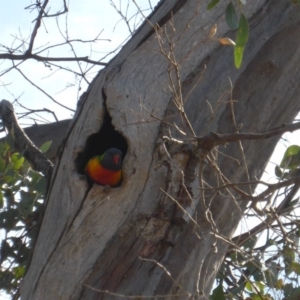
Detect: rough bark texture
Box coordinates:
(21, 1, 300, 299)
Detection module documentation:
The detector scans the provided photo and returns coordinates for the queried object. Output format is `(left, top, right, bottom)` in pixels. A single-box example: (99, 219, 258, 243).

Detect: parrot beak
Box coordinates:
(113, 154, 120, 165)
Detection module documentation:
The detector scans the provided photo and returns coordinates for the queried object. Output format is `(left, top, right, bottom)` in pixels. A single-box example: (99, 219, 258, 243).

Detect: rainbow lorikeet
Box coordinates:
(85, 148, 122, 187)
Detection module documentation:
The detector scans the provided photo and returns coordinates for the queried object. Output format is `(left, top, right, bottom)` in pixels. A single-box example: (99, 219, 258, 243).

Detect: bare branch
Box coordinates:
(232, 184, 300, 248)
(196, 122, 300, 151)
(84, 284, 188, 299)
(15, 101, 59, 122)
(0, 53, 107, 66)
(26, 0, 49, 54)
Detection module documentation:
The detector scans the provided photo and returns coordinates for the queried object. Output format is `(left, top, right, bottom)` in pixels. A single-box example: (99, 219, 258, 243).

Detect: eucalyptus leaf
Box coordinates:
(207, 0, 220, 10)
(40, 140, 52, 153)
(280, 145, 300, 169)
(225, 2, 238, 29)
(211, 283, 226, 300)
(234, 46, 244, 68)
(13, 266, 26, 280)
(234, 14, 249, 68)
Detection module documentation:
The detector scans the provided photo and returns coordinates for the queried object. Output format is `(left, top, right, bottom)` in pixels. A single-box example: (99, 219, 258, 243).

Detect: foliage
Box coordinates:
(207, 0, 300, 68)
(210, 144, 300, 299)
(207, 0, 249, 68)
(275, 145, 300, 179)
(205, 2, 300, 294)
(0, 140, 47, 297)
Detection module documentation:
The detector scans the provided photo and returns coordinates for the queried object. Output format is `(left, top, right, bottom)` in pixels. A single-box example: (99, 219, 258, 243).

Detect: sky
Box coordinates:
(0, 0, 158, 124)
(1, 0, 300, 299)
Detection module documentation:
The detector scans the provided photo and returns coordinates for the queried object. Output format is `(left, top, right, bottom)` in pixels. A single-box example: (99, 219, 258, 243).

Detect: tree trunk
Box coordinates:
(20, 1, 300, 299)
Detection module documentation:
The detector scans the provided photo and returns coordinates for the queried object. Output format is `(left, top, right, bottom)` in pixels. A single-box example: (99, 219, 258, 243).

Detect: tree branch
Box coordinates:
(0, 53, 107, 66)
(26, 0, 49, 54)
(231, 184, 300, 248)
(0, 100, 54, 178)
(197, 122, 300, 151)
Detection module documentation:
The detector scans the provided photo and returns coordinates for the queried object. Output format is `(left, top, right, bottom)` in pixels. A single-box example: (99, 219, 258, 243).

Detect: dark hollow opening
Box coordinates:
(76, 111, 127, 178)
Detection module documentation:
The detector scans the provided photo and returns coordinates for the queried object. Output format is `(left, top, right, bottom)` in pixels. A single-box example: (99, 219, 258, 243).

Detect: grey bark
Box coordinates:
(20, 1, 300, 299)
(23, 119, 71, 163)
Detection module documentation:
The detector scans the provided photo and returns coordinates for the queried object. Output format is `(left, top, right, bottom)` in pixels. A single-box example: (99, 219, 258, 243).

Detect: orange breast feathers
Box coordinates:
(85, 148, 122, 187)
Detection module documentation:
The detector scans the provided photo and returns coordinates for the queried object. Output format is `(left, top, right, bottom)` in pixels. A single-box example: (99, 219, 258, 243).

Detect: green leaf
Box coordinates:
(4, 175, 15, 184)
(283, 246, 296, 263)
(283, 246, 295, 275)
(265, 267, 277, 288)
(4, 163, 17, 182)
(13, 266, 25, 280)
(225, 2, 239, 29)
(230, 285, 245, 296)
(0, 209, 19, 230)
(9, 237, 23, 250)
(275, 165, 283, 177)
(291, 261, 300, 275)
(245, 259, 265, 282)
(18, 191, 35, 218)
(275, 278, 284, 290)
(0, 240, 13, 261)
(235, 14, 249, 47)
(253, 269, 265, 282)
(13, 156, 25, 170)
(0, 156, 6, 173)
(11, 153, 26, 170)
(234, 13, 249, 68)
(11, 153, 20, 163)
(234, 46, 245, 68)
(4, 188, 15, 207)
(245, 281, 253, 292)
(280, 145, 300, 169)
(0, 190, 3, 209)
(243, 236, 258, 249)
(230, 251, 246, 263)
(14, 246, 31, 264)
(255, 281, 265, 292)
(245, 281, 265, 294)
(207, 0, 220, 10)
(284, 284, 300, 299)
(40, 140, 52, 153)
(211, 283, 226, 300)
(5, 128, 15, 150)
(33, 177, 47, 195)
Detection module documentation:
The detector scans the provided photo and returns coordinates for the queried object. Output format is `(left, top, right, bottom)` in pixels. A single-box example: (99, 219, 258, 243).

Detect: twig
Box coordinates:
(196, 122, 300, 151)
(0, 53, 107, 66)
(84, 284, 189, 299)
(160, 188, 200, 228)
(26, 0, 49, 54)
(232, 184, 299, 248)
(139, 257, 192, 298)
